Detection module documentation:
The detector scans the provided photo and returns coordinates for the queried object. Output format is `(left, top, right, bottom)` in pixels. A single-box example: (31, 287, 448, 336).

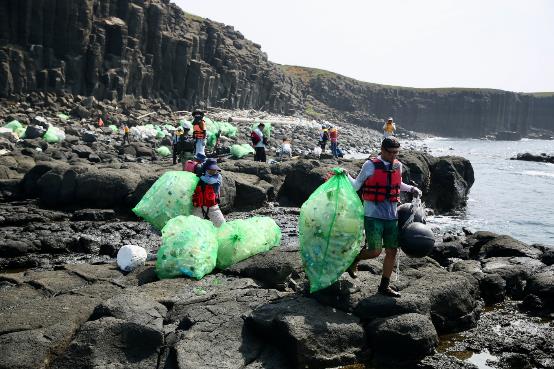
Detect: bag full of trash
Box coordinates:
(299, 168, 364, 292)
(216, 216, 281, 269)
(156, 146, 171, 157)
(230, 144, 255, 159)
(132, 171, 199, 230)
(156, 215, 218, 279)
(117, 244, 148, 272)
(42, 126, 65, 143)
(3, 120, 23, 132)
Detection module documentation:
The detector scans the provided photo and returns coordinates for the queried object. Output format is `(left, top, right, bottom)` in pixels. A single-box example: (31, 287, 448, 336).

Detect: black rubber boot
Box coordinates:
(378, 276, 401, 298)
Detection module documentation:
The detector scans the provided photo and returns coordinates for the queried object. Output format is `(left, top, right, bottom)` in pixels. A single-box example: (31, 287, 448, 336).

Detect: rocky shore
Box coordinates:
(1, 94, 553, 369)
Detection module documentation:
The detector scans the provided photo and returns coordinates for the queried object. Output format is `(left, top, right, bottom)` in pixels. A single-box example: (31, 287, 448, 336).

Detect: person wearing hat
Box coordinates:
(192, 110, 207, 156)
(179, 126, 195, 163)
(346, 136, 422, 297)
(383, 117, 396, 138)
(191, 159, 226, 227)
(172, 127, 184, 165)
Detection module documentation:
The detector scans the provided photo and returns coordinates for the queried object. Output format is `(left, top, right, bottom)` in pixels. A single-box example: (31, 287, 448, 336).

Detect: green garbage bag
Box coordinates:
(216, 217, 281, 269)
(108, 124, 119, 133)
(156, 215, 218, 279)
(15, 126, 26, 139)
(132, 171, 199, 230)
(156, 146, 171, 157)
(57, 113, 69, 121)
(220, 121, 237, 137)
(299, 168, 364, 293)
(42, 126, 65, 143)
(3, 120, 22, 132)
(230, 144, 255, 159)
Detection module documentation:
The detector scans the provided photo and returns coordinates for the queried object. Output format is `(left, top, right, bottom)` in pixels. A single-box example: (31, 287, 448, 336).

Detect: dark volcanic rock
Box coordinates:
(248, 296, 366, 368)
(511, 152, 554, 164)
(366, 313, 439, 361)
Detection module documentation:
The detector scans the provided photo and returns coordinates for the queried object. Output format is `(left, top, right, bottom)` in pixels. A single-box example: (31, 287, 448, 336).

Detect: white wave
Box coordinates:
(522, 170, 554, 178)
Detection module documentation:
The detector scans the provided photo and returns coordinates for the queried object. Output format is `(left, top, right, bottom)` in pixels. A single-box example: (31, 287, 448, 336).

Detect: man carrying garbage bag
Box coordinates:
(191, 160, 226, 227)
(347, 137, 422, 298)
(192, 110, 207, 156)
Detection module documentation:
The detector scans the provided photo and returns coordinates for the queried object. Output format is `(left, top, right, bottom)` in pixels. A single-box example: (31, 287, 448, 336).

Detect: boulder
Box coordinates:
(247, 296, 366, 368)
(473, 235, 543, 259)
(354, 293, 431, 321)
(51, 317, 163, 369)
(479, 273, 506, 305)
(23, 125, 46, 139)
(402, 272, 481, 333)
(223, 248, 303, 289)
(366, 313, 438, 360)
(427, 156, 474, 212)
(72, 144, 95, 158)
(82, 131, 97, 143)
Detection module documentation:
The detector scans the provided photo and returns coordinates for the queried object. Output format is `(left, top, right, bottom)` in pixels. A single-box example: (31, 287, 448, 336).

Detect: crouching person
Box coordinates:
(192, 160, 226, 227)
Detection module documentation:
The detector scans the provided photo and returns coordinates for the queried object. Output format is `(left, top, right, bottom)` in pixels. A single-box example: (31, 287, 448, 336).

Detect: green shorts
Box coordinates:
(364, 217, 399, 250)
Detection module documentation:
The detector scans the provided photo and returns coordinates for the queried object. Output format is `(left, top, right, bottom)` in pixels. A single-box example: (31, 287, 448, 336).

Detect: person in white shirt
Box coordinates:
(278, 137, 292, 160)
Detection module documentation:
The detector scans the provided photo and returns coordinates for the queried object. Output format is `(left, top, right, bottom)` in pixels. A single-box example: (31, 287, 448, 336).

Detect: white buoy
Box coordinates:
(116, 245, 148, 272)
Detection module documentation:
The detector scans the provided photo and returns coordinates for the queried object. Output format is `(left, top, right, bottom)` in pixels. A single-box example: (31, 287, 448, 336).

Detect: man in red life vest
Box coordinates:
(191, 160, 226, 227)
(347, 137, 422, 297)
(192, 110, 207, 156)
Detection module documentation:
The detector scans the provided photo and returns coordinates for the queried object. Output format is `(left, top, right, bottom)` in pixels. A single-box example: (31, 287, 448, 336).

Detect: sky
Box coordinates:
(173, 0, 554, 93)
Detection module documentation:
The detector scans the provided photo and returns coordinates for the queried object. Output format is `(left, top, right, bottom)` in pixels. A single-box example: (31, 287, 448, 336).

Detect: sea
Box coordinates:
(416, 138, 554, 246)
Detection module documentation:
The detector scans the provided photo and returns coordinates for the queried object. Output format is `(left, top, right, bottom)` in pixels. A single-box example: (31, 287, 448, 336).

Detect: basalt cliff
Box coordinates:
(1, 0, 553, 137)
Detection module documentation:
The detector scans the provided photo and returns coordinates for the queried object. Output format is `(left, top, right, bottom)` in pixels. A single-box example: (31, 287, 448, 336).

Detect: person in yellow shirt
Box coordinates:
(122, 124, 130, 144)
(383, 117, 396, 138)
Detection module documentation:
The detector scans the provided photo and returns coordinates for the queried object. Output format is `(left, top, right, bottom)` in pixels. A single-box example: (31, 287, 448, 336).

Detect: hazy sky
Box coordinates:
(173, 0, 554, 93)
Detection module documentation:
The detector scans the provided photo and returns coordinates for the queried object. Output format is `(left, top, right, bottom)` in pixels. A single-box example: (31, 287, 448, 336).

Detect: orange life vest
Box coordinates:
(361, 158, 401, 202)
(329, 128, 338, 141)
(192, 182, 217, 207)
(193, 121, 206, 139)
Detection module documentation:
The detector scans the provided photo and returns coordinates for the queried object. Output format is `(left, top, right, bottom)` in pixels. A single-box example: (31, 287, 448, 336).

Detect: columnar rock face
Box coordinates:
(0, 0, 553, 137)
(0, 0, 300, 113)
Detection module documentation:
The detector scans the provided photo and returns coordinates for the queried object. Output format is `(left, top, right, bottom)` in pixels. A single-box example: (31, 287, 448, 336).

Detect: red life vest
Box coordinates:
(361, 158, 401, 202)
(329, 129, 338, 141)
(192, 182, 218, 207)
(193, 121, 206, 139)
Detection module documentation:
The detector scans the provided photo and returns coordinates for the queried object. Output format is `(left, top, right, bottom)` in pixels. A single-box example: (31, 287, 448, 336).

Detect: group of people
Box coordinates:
(318, 125, 342, 158)
(171, 111, 209, 165)
(174, 112, 412, 298)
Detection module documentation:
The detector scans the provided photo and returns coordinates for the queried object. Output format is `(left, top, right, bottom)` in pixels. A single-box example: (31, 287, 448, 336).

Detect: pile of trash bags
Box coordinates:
(155, 215, 281, 279)
(299, 168, 364, 292)
(230, 144, 255, 159)
(130, 124, 168, 141)
(132, 171, 199, 230)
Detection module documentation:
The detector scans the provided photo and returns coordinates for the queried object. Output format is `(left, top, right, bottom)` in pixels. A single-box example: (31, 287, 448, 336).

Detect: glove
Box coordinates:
(411, 186, 422, 197)
(216, 198, 221, 204)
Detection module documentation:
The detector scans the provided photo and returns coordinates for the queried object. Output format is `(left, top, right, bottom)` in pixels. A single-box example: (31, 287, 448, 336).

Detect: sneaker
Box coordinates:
(378, 286, 401, 298)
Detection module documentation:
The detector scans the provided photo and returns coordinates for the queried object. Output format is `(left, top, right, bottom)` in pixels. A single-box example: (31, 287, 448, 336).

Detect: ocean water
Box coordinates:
(419, 138, 554, 246)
